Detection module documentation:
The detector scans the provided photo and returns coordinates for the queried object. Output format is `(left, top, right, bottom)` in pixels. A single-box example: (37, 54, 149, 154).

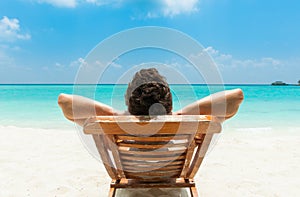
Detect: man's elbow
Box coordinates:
(58, 93, 70, 107)
(58, 93, 75, 121)
(224, 89, 244, 120)
(234, 88, 244, 103)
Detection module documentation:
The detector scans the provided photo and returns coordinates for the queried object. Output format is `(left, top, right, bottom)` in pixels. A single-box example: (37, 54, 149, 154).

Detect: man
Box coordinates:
(58, 68, 244, 126)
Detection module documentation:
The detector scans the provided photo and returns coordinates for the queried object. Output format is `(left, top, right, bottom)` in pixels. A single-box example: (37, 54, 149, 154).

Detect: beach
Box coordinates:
(1, 124, 299, 197)
(2, 0, 300, 196)
(0, 84, 300, 196)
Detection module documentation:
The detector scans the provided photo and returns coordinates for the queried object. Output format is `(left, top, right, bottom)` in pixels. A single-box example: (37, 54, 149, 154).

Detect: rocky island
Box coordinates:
(271, 81, 288, 86)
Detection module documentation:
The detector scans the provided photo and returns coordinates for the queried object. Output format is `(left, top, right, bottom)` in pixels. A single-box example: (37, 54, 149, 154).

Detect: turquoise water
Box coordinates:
(0, 84, 299, 130)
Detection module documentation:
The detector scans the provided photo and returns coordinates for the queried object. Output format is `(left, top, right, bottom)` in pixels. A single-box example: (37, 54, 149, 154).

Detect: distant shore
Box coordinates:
(271, 80, 300, 86)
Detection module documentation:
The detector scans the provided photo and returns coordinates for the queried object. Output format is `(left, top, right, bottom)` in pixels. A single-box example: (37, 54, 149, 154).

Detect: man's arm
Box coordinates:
(58, 93, 123, 126)
(175, 88, 244, 121)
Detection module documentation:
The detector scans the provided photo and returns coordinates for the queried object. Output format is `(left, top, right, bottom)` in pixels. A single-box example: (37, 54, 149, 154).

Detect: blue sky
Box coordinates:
(0, 0, 299, 84)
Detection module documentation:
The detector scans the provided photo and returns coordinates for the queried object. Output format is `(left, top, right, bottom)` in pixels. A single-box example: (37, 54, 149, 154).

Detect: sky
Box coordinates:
(0, 0, 299, 84)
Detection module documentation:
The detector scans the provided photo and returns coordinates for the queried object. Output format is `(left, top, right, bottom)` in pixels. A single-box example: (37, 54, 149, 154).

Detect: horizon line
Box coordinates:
(0, 83, 299, 86)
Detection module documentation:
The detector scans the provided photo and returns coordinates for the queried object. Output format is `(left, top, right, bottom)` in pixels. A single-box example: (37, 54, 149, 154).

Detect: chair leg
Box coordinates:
(109, 188, 116, 197)
(190, 186, 199, 197)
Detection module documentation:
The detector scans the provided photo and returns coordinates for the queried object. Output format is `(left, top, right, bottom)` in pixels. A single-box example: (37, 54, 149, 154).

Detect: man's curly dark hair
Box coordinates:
(125, 68, 172, 115)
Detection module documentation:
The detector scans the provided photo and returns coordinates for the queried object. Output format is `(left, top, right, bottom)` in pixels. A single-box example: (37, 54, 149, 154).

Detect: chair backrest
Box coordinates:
(83, 115, 221, 182)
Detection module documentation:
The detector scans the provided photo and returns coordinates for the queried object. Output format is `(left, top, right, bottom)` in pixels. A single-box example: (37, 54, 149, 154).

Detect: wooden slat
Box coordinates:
(121, 155, 186, 161)
(122, 176, 179, 182)
(119, 146, 187, 152)
(111, 178, 196, 188)
(118, 142, 187, 149)
(109, 187, 116, 197)
(117, 135, 189, 142)
(194, 133, 205, 144)
(125, 175, 179, 181)
(119, 140, 186, 145)
(125, 169, 182, 175)
(122, 160, 184, 166)
(105, 135, 125, 179)
(92, 134, 117, 179)
(125, 171, 181, 178)
(121, 153, 185, 159)
(86, 122, 197, 135)
(190, 186, 199, 197)
(124, 163, 183, 168)
(187, 134, 214, 178)
(180, 135, 197, 178)
(123, 165, 183, 172)
(84, 115, 221, 135)
(87, 115, 212, 123)
(119, 149, 186, 156)
(109, 179, 119, 197)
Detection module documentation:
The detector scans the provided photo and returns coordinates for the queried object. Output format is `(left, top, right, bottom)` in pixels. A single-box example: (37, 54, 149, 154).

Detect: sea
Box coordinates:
(0, 84, 299, 132)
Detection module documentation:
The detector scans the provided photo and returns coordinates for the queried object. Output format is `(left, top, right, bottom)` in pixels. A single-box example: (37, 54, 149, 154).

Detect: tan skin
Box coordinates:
(58, 88, 244, 126)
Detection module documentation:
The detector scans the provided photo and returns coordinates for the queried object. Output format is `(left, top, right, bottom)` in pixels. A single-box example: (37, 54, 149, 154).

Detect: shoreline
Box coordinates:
(1, 121, 300, 133)
(0, 126, 299, 196)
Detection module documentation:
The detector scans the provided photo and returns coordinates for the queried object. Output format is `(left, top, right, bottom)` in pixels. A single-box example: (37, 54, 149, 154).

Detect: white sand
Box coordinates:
(0, 125, 299, 197)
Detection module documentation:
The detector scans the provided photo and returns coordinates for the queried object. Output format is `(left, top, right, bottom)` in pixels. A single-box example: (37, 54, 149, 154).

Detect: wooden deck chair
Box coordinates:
(83, 115, 222, 197)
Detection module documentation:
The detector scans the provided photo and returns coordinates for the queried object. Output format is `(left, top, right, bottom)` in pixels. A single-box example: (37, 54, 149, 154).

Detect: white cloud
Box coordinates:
(161, 0, 198, 17)
(78, 57, 87, 65)
(133, 0, 199, 19)
(56, 57, 86, 69)
(198, 46, 289, 83)
(32, 0, 121, 7)
(84, 0, 123, 6)
(69, 57, 120, 70)
(34, 0, 76, 8)
(204, 46, 281, 69)
(0, 16, 31, 42)
(110, 62, 122, 68)
(55, 62, 65, 69)
(31, 0, 199, 17)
